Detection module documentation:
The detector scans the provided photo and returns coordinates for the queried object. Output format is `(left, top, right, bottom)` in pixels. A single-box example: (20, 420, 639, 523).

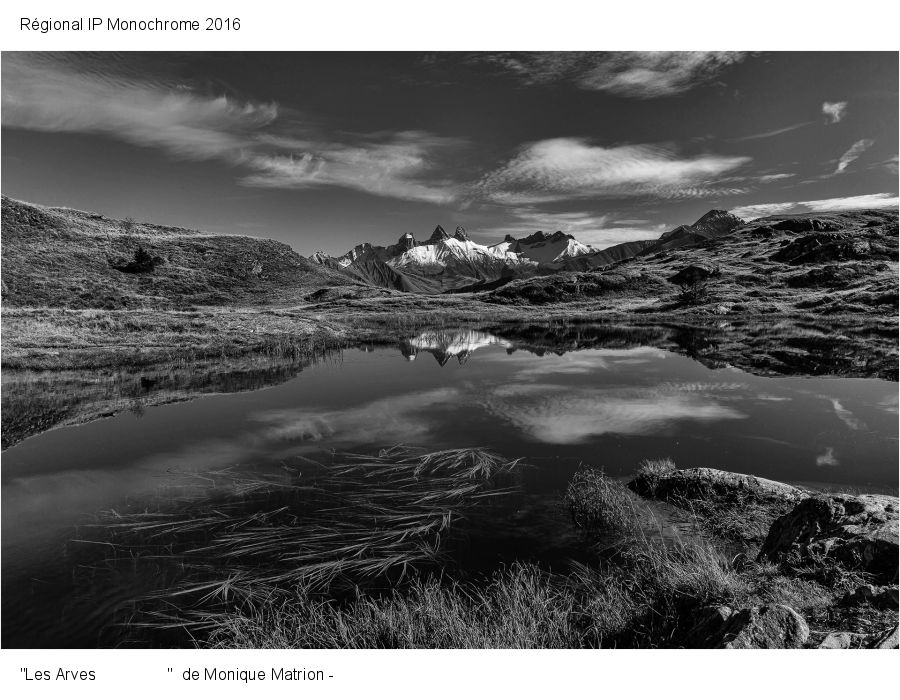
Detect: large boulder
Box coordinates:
(629, 467, 807, 505)
(758, 494, 899, 582)
(668, 264, 714, 287)
(771, 232, 875, 264)
(685, 604, 809, 649)
(771, 218, 838, 234)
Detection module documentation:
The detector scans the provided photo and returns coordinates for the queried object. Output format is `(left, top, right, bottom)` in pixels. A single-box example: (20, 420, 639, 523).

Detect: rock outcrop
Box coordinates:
(758, 494, 899, 583)
(629, 467, 808, 505)
(668, 264, 715, 288)
(686, 604, 809, 649)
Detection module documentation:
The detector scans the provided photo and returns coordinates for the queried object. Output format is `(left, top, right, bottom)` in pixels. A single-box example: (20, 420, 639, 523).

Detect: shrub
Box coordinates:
(678, 279, 710, 305)
(110, 246, 159, 274)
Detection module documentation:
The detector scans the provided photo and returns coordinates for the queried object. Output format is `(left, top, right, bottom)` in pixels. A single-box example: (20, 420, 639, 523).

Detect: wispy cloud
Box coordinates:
(241, 132, 463, 204)
(253, 388, 458, 445)
(474, 52, 746, 99)
(1, 54, 462, 204)
(835, 139, 875, 174)
(732, 192, 899, 220)
(478, 138, 751, 204)
(475, 206, 666, 248)
(1, 54, 276, 160)
(480, 383, 746, 444)
(732, 122, 813, 142)
(822, 101, 848, 124)
(827, 398, 865, 431)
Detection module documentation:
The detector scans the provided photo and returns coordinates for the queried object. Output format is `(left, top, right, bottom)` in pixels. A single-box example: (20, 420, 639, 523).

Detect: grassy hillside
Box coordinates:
(1, 196, 361, 309)
(487, 209, 898, 310)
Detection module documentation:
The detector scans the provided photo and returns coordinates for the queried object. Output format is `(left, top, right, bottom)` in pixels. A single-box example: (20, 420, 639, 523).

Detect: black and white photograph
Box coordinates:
(1, 47, 897, 656)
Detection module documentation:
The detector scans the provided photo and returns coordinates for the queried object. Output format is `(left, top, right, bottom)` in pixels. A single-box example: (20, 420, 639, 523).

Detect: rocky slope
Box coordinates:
(1, 196, 360, 309)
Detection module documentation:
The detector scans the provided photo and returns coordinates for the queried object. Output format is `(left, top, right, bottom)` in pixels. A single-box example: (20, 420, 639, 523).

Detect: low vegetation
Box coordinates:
(66, 448, 890, 649)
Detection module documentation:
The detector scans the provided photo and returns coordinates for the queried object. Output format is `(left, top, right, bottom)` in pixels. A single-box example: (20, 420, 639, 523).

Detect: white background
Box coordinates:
(1, 2, 898, 698)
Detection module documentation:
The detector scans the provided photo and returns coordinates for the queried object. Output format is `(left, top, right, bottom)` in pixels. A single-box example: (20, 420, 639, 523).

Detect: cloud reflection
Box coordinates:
(481, 383, 746, 444)
(253, 388, 459, 445)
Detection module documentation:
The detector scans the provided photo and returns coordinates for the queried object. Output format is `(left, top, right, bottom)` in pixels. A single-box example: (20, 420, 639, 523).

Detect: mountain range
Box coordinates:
(310, 210, 746, 293)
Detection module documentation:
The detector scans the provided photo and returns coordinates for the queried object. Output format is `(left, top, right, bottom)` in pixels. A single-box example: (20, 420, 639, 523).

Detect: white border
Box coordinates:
(1, 2, 898, 698)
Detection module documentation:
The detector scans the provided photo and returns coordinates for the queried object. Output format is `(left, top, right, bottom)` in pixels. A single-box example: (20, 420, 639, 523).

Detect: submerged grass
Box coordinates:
(79, 446, 523, 630)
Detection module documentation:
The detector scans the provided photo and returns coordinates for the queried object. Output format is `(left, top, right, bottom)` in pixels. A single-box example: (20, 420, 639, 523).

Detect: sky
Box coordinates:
(2, 51, 897, 255)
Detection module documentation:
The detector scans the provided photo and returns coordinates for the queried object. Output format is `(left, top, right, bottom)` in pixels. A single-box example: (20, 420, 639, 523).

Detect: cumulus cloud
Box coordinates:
(731, 192, 899, 220)
(1, 54, 462, 204)
(475, 52, 746, 98)
(816, 447, 839, 467)
(822, 101, 848, 124)
(478, 137, 751, 204)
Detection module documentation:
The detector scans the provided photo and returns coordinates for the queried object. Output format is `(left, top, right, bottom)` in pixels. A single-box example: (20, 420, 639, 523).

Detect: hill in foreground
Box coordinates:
(1, 196, 362, 309)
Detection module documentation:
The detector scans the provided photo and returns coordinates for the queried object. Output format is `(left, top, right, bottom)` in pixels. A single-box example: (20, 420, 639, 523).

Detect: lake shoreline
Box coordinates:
(3, 301, 896, 379)
(191, 460, 899, 649)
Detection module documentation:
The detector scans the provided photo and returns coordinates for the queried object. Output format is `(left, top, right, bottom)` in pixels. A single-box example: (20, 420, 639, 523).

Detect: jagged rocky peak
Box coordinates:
(519, 230, 546, 244)
(396, 232, 417, 249)
(428, 225, 450, 242)
(454, 226, 469, 241)
(504, 234, 516, 243)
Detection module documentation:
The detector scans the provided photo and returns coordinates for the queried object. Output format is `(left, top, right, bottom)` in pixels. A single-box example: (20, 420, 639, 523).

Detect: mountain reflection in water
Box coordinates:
(400, 329, 512, 365)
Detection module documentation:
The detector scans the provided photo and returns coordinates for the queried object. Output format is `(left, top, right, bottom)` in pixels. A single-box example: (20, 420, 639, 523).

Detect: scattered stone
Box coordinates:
(759, 494, 899, 583)
(819, 632, 855, 649)
(720, 606, 810, 649)
(869, 625, 899, 649)
(684, 604, 809, 648)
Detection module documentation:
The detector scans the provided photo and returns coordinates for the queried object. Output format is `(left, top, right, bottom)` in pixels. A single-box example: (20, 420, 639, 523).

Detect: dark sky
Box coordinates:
(2, 51, 897, 255)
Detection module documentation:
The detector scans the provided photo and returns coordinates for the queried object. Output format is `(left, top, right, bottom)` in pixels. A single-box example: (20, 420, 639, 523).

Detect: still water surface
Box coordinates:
(2, 328, 897, 646)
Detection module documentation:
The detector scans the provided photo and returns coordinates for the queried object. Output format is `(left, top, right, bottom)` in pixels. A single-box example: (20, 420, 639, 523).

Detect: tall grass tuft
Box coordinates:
(565, 469, 645, 536)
